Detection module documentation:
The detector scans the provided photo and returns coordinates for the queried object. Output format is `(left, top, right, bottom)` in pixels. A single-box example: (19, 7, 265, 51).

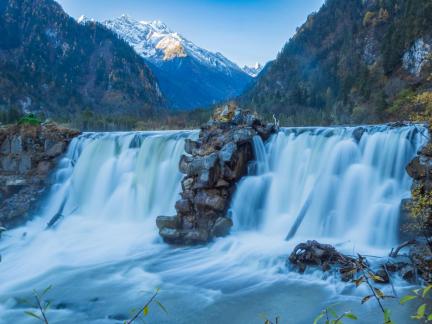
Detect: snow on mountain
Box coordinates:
(242, 63, 263, 77)
(77, 15, 94, 24)
(103, 15, 244, 74)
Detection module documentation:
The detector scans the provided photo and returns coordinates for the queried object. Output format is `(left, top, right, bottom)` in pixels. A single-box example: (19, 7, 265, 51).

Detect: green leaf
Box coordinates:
(313, 312, 325, 324)
(417, 304, 426, 317)
(400, 295, 417, 304)
(328, 308, 338, 318)
(143, 305, 149, 316)
(384, 309, 391, 323)
(344, 312, 357, 320)
(361, 295, 372, 304)
(24, 311, 42, 320)
(412, 304, 426, 320)
(427, 314, 432, 321)
(155, 300, 168, 314)
(42, 285, 52, 297)
(422, 285, 432, 298)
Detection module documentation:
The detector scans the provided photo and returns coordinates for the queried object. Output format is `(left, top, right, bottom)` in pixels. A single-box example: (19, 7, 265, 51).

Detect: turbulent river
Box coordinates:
(0, 125, 428, 323)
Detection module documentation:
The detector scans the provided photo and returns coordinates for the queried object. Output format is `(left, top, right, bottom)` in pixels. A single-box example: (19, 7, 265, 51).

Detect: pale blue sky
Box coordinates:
(57, 0, 324, 66)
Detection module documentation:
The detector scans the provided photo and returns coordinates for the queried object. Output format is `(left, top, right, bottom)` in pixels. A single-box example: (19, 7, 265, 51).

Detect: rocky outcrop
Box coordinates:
(156, 104, 275, 245)
(405, 137, 432, 237)
(0, 123, 80, 228)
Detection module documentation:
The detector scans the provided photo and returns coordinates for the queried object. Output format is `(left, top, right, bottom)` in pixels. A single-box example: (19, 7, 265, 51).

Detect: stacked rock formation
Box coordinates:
(156, 104, 276, 245)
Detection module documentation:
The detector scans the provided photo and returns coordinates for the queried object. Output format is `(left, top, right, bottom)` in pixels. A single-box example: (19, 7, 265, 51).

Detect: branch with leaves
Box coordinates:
(400, 284, 432, 322)
(125, 288, 167, 324)
(352, 254, 396, 324)
(23, 285, 52, 324)
(314, 304, 357, 324)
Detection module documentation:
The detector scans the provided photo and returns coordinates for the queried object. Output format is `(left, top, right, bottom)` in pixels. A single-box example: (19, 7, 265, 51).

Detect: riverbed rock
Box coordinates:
(157, 103, 276, 245)
(0, 123, 80, 228)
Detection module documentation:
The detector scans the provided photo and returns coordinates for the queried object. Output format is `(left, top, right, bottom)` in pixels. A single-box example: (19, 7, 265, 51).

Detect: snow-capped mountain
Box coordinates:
(104, 16, 242, 72)
(242, 63, 263, 77)
(100, 15, 252, 110)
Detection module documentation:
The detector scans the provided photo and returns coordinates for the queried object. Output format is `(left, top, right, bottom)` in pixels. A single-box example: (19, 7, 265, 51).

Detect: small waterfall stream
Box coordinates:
(0, 125, 427, 324)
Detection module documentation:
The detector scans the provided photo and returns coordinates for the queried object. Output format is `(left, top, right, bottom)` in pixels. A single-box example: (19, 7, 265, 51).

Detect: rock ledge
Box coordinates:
(0, 123, 80, 228)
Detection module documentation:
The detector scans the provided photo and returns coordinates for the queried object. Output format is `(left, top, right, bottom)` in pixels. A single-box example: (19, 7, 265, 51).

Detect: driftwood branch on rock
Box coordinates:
(288, 239, 432, 284)
(156, 104, 275, 245)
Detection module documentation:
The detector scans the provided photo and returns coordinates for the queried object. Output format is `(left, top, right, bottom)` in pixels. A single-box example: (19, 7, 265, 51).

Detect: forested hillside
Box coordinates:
(242, 0, 432, 125)
(0, 0, 165, 124)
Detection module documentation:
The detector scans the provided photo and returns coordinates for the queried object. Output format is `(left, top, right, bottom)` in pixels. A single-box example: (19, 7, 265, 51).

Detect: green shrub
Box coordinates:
(18, 114, 42, 126)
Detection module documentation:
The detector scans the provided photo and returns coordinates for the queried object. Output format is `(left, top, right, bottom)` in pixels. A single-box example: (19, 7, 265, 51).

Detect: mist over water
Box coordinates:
(0, 126, 427, 323)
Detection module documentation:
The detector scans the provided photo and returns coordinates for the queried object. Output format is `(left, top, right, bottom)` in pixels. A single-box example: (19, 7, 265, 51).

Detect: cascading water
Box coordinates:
(231, 125, 425, 251)
(0, 126, 427, 324)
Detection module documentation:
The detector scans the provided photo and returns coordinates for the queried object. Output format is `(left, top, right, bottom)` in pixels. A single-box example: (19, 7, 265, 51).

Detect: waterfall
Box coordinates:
(231, 125, 427, 249)
(41, 131, 196, 223)
(0, 125, 427, 324)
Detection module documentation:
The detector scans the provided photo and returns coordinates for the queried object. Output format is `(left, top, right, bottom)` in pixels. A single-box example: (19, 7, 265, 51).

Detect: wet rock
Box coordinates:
(400, 264, 416, 283)
(406, 156, 432, 180)
(181, 177, 194, 191)
(420, 143, 432, 157)
(219, 142, 236, 163)
(388, 121, 408, 128)
(10, 136, 22, 154)
(46, 142, 65, 157)
(409, 241, 432, 283)
(288, 240, 355, 274)
(37, 161, 52, 175)
(159, 228, 182, 242)
(352, 127, 365, 142)
(156, 216, 179, 230)
(157, 105, 276, 245)
(0, 139, 11, 154)
(184, 139, 200, 155)
(194, 191, 225, 212)
(18, 154, 32, 173)
(175, 199, 192, 214)
(183, 229, 209, 244)
(211, 217, 233, 237)
(233, 128, 255, 145)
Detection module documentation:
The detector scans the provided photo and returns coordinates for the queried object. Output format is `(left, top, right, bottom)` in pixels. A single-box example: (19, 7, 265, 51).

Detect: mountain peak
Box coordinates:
(242, 63, 263, 77)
